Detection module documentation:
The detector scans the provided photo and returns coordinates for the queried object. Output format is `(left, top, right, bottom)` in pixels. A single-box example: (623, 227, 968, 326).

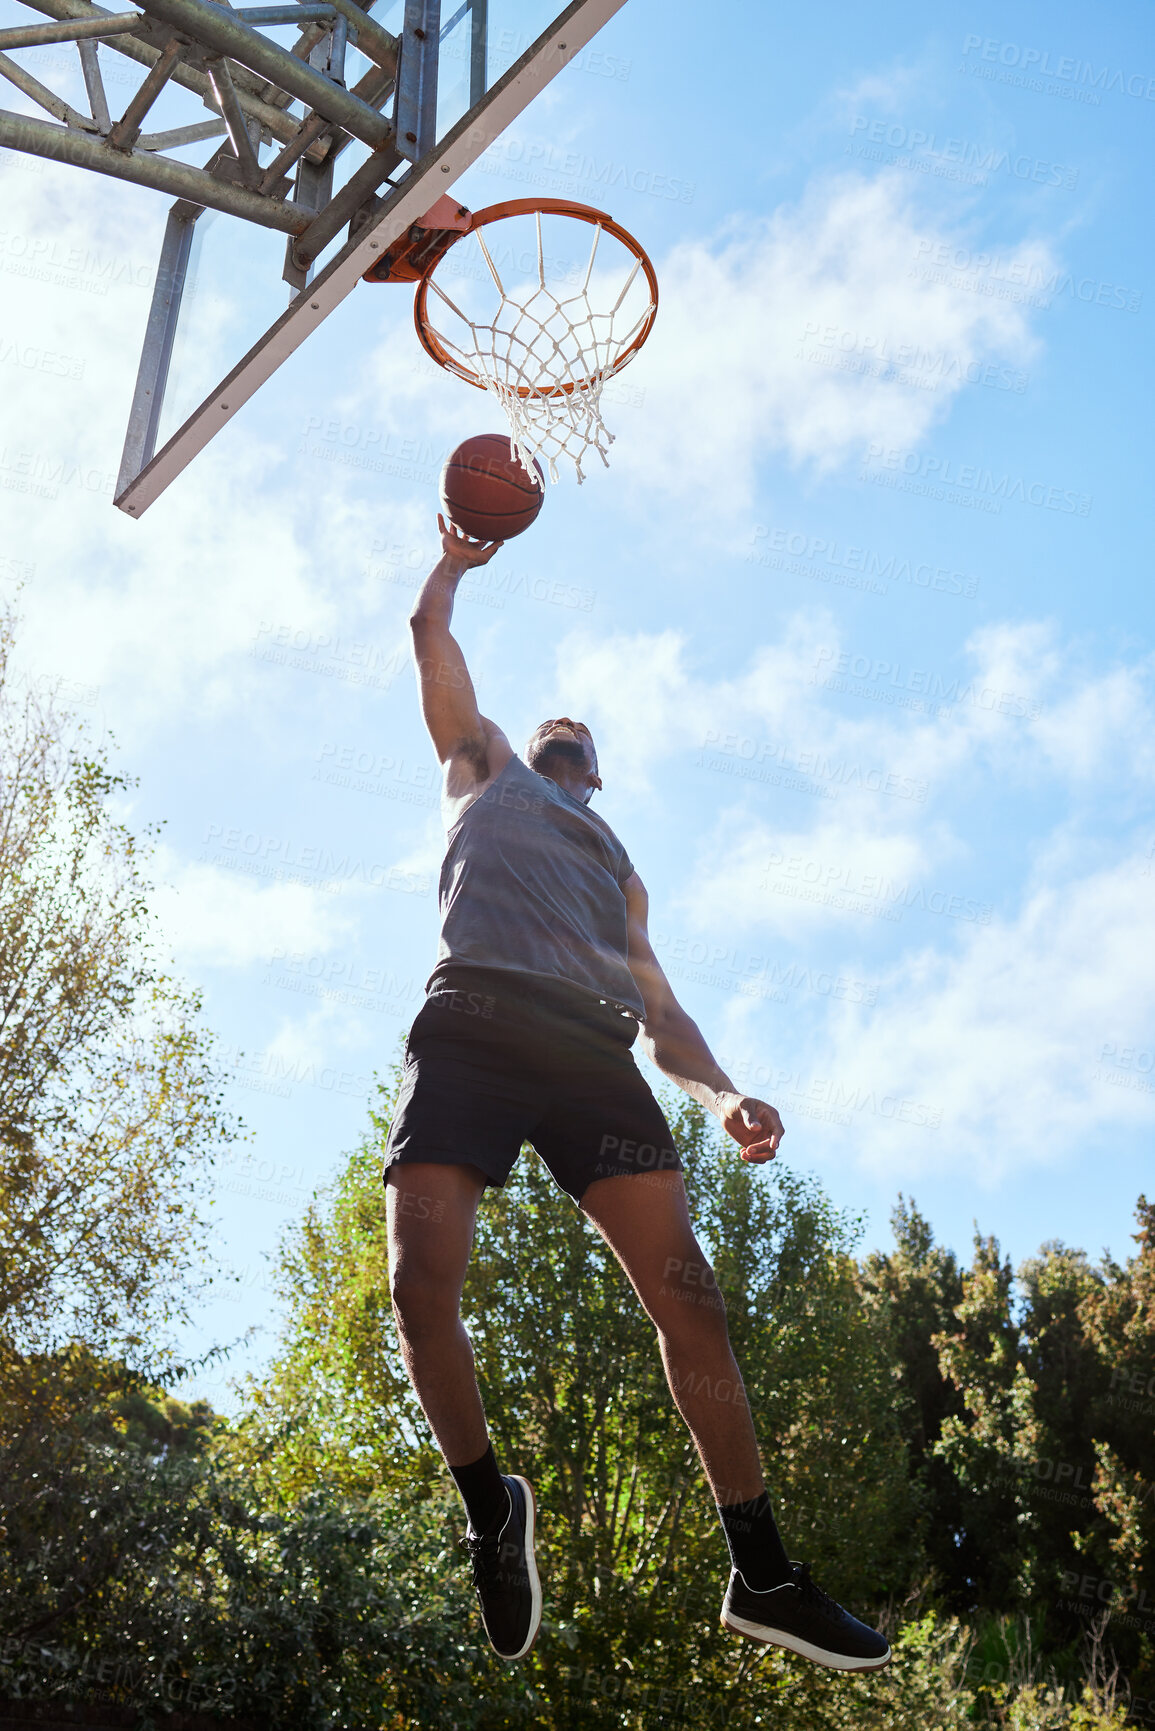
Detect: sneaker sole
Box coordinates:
(500, 1475, 542, 1663)
(721, 1609, 892, 1672)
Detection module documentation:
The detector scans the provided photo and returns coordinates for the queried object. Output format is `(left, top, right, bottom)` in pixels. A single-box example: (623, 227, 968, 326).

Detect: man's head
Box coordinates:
(525, 717, 602, 803)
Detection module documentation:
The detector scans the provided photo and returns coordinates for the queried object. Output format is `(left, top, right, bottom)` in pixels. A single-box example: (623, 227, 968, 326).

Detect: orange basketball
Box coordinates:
(439, 433, 545, 541)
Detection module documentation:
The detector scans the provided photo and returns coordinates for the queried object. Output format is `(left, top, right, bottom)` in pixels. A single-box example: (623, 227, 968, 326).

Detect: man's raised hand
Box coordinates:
(439, 513, 504, 568)
(717, 1094, 785, 1163)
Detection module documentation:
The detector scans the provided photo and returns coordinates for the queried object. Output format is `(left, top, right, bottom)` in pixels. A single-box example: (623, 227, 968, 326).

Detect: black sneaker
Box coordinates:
(463, 1474, 541, 1660)
(721, 1561, 891, 1671)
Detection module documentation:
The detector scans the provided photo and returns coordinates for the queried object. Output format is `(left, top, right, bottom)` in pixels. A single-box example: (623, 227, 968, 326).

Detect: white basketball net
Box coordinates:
(421, 212, 656, 484)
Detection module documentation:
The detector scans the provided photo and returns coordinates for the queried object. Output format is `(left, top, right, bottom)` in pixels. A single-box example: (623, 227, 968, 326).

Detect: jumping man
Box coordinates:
(382, 516, 890, 1672)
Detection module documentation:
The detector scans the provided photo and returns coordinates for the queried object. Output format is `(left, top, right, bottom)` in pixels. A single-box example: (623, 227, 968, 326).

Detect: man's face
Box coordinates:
(526, 718, 600, 789)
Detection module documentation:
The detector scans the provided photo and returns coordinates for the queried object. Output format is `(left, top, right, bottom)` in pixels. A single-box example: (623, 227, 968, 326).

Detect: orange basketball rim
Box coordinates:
(363, 193, 660, 483)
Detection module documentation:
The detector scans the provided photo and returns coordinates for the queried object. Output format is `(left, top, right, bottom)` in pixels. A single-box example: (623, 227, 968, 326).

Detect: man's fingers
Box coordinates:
(740, 1144, 778, 1164)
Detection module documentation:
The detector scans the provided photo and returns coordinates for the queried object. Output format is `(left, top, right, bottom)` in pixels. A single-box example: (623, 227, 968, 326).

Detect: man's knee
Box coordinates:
(653, 1252, 728, 1321)
(389, 1262, 460, 1334)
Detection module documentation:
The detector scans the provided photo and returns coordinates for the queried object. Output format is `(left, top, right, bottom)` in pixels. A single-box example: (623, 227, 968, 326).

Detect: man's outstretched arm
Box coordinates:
(623, 872, 784, 1162)
(409, 516, 513, 792)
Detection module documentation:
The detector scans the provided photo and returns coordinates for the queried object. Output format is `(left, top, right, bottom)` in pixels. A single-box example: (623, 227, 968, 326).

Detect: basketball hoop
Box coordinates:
(364, 196, 659, 483)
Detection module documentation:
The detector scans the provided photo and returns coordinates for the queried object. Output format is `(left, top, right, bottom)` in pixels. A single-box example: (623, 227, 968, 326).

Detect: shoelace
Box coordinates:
(463, 1527, 507, 1590)
(794, 1563, 845, 1621)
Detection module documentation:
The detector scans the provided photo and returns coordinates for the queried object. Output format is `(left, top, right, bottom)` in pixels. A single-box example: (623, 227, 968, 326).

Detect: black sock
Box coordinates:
(448, 1443, 508, 1535)
(716, 1491, 792, 1591)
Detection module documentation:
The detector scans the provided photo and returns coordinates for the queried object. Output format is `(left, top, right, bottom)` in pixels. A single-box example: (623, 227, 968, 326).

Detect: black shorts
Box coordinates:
(383, 967, 682, 1205)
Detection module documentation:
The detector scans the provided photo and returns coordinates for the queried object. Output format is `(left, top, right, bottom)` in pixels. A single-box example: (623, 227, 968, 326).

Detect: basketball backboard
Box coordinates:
(0, 0, 628, 514)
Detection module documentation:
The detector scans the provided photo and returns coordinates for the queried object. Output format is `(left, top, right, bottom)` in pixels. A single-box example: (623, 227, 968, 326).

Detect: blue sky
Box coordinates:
(2, 0, 1153, 1405)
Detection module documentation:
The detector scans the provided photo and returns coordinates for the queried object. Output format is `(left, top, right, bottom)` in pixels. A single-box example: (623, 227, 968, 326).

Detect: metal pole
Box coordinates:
(77, 38, 111, 132)
(0, 107, 307, 228)
(469, 0, 486, 108)
(0, 11, 141, 47)
(116, 200, 200, 496)
(132, 0, 395, 145)
(282, 24, 338, 289)
(318, 0, 398, 75)
(0, 48, 94, 125)
(204, 55, 261, 185)
(395, 0, 440, 162)
(290, 139, 401, 267)
(105, 35, 182, 149)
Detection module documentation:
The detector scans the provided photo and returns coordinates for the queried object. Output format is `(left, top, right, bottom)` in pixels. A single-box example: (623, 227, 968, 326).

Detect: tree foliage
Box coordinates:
(2, 1068, 1151, 1727)
(0, 603, 237, 1361)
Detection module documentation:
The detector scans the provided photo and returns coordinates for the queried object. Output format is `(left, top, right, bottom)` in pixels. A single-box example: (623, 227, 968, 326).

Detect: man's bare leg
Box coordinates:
(387, 1159, 542, 1659)
(580, 1169, 765, 1502)
(385, 1161, 490, 1466)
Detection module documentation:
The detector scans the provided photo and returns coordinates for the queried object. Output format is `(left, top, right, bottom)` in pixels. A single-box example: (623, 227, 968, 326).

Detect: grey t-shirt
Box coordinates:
(430, 755, 643, 1014)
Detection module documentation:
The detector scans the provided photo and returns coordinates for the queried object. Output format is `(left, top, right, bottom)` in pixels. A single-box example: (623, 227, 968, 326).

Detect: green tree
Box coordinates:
(246, 1085, 921, 1728)
(859, 1196, 967, 1600)
(0, 602, 236, 1362)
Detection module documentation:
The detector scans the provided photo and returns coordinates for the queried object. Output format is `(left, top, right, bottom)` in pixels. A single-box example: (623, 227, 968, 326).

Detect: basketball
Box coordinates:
(439, 433, 545, 541)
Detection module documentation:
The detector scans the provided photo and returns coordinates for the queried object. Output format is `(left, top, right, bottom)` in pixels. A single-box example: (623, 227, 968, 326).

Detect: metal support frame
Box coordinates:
(0, 107, 306, 226)
(115, 201, 201, 497)
(395, 0, 440, 163)
(131, 0, 394, 145)
(114, 0, 629, 515)
(17, 0, 332, 145)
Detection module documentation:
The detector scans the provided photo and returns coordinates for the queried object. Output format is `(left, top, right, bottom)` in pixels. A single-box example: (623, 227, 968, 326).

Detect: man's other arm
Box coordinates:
(409, 517, 514, 795)
(623, 871, 784, 1162)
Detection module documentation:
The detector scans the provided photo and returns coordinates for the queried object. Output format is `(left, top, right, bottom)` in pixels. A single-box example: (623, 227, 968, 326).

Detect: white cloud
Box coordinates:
(681, 815, 936, 938)
(615, 171, 1052, 522)
(151, 852, 354, 969)
(814, 855, 1155, 1180)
